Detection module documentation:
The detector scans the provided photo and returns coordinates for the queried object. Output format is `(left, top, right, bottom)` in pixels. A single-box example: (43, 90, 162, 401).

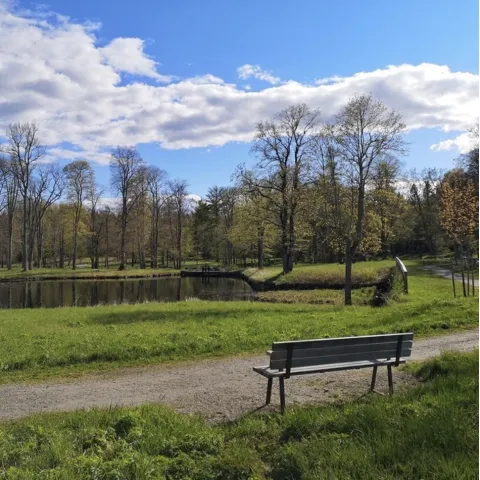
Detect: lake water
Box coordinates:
(0, 277, 254, 308)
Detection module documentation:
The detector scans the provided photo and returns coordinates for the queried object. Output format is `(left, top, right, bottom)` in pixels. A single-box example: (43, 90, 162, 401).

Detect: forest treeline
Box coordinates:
(0, 95, 478, 302)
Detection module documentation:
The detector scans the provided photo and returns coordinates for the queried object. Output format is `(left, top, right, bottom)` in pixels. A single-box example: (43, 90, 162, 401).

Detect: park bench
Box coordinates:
(253, 332, 414, 413)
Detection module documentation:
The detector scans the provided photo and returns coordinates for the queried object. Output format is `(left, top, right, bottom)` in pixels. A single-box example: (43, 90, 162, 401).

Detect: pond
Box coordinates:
(0, 277, 254, 308)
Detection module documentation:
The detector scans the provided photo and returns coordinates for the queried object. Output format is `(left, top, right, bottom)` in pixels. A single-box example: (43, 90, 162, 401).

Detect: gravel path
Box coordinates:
(1, 329, 477, 423)
(423, 265, 479, 287)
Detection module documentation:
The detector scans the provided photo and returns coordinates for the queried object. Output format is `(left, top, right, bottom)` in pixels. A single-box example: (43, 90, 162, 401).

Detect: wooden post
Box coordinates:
(266, 378, 272, 405)
(451, 262, 456, 298)
(387, 365, 394, 395)
(395, 257, 408, 294)
(279, 377, 286, 414)
(370, 366, 378, 392)
(466, 268, 470, 296)
(470, 257, 475, 297)
(461, 268, 466, 297)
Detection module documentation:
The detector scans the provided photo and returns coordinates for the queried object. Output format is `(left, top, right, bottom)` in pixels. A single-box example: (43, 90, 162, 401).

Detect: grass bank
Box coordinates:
(0, 267, 476, 383)
(0, 266, 180, 282)
(256, 287, 376, 305)
(0, 351, 477, 479)
(243, 260, 392, 289)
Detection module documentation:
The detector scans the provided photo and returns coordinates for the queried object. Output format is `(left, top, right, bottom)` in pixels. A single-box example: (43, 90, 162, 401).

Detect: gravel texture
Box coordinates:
(0, 329, 477, 423)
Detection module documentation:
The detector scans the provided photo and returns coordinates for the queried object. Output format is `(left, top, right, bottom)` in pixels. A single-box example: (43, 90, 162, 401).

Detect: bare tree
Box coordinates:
(63, 160, 93, 269)
(206, 186, 226, 264)
(28, 164, 64, 268)
(0, 156, 19, 269)
(104, 205, 111, 268)
(5, 123, 45, 271)
(146, 166, 167, 268)
(86, 176, 104, 269)
(238, 104, 320, 273)
(219, 187, 238, 265)
(168, 179, 189, 269)
(330, 94, 407, 305)
(110, 146, 146, 270)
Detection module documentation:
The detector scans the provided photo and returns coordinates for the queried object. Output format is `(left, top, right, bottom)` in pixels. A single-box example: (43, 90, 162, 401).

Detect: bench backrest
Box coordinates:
(269, 333, 413, 377)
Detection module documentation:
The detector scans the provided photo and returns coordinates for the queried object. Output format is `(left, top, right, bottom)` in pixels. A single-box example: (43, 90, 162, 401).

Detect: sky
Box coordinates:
(0, 0, 478, 199)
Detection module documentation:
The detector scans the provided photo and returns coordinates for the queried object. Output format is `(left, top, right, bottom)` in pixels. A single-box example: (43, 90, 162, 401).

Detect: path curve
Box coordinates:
(423, 265, 479, 287)
(1, 330, 477, 423)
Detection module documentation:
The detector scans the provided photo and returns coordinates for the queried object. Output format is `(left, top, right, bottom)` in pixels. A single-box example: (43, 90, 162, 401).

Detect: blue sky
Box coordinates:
(1, 0, 478, 197)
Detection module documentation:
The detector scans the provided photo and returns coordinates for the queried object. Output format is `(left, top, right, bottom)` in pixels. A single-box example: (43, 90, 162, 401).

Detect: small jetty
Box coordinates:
(180, 265, 241, 278)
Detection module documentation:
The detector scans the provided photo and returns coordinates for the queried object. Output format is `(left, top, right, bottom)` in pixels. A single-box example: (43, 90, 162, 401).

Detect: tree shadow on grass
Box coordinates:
(89, 303, 316, 325)
(91, 309, 231, 325)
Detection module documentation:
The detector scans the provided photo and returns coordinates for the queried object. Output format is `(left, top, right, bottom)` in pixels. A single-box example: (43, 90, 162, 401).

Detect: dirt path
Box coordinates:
(1, 330, 477, 423)
(423, 265, 479, 287)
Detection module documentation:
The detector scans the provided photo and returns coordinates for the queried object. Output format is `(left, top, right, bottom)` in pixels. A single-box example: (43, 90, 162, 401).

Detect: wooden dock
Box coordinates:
(180, 265, 241, 278)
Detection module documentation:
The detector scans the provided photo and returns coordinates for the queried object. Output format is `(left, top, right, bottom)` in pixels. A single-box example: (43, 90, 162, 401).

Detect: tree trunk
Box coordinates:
(105, 213, 110, 269)
(59, 226, 65, 268)
(344, 238, 353, 306)
(28, 230, 34, 270)
(37, 222, 43, 269)
(7, 213, 14, 270)
(22, 193, 28, 271)
(283, 248, 293, 274)
(312, 228, 318, 264)
(119, 216, 127, 270)
(72, 215, 79, 270)
(257, 226, 264, 269)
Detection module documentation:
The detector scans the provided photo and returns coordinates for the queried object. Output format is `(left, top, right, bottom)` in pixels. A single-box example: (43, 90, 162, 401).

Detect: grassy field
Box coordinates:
(0, 351, 477, 479)
(256, 287, 376, 305)
(244, 260, 392, 287)
(0, 264, 476, 383)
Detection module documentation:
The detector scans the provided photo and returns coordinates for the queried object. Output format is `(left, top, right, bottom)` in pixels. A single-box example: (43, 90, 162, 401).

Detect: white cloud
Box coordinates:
(430, 132, 476, 154)
(187, 193, 201, 203)
(48, 147, 112, 165)
(82, 197, 120, 210)
(0, 3, 478, 165)
(100, 38, 171, 82)
(237, 64, 281, 85)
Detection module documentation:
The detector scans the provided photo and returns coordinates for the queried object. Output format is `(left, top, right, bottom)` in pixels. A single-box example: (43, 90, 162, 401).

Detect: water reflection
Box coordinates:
(0, 277, 253, 309)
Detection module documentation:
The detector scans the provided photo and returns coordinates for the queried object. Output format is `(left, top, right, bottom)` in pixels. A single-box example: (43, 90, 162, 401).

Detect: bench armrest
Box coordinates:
(266, 350, 272, 356)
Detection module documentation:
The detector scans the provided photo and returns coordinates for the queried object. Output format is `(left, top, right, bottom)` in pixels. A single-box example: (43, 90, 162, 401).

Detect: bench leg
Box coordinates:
(387, 365, 394, 395)
(279, 377, 286, 414)
(370, 366, 378, 392)
(266, 378, 273, 405)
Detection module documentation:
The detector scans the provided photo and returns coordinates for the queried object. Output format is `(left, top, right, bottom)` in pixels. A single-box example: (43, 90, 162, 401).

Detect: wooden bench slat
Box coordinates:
(270, 348, 412, 370)
(272, 333, 413, 351)
(270, 340, 413, 362)
(254, 333, 414, 412)
(254, 358, 407, 378)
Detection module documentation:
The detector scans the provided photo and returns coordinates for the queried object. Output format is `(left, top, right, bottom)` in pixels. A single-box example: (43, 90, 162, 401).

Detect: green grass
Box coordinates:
(0, 265, 476, 384)
(0, 351, 477, 479)
(244, 260, 393, 287)
(256, 287, 376, 305)
(0, 265, 180, 281)
(0, 260, 236, 282)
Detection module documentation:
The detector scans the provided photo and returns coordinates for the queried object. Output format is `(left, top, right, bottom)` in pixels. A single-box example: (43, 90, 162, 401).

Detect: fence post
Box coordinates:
(395, 257, 408, 294)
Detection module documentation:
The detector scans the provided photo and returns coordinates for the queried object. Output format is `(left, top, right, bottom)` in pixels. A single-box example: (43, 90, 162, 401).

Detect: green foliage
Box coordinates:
(0, 351, 477, 479)
(0, 262, 477, 384)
